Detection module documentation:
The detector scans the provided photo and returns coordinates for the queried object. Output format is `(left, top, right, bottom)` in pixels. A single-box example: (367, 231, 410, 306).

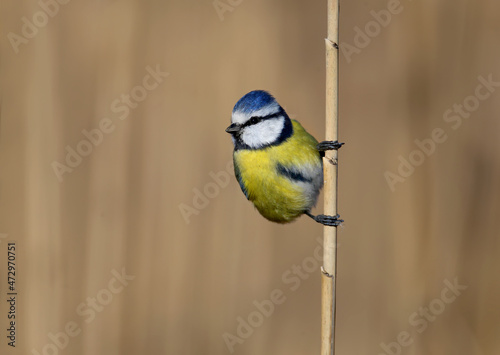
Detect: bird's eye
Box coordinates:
(249, 117, 260, 125)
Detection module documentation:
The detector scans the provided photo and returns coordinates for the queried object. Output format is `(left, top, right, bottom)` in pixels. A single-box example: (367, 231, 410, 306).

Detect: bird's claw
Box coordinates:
(314, 214, 343, 226)
(306, 212, 343, 227)
(317, 141, 344, 151)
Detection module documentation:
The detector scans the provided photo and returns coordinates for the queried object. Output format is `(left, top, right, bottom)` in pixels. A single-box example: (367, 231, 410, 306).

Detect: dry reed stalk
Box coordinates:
(321, 0, 340, 355)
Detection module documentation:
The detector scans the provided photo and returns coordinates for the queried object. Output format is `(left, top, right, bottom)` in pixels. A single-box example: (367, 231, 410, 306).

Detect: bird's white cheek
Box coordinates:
(241, 129, 269, 148)
(241, 118, 284, 148)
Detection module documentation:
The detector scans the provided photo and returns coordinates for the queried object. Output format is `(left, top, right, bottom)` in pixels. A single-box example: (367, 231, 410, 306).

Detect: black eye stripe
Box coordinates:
(249, 117, 261, 124)
(242, 110, 283, 128)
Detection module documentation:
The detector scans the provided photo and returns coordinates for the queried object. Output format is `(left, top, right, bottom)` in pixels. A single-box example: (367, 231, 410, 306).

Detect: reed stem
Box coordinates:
(321, 0, 340, 354)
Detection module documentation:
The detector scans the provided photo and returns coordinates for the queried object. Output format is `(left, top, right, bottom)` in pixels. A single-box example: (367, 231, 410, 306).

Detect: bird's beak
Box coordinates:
(225, 123, 241, 134)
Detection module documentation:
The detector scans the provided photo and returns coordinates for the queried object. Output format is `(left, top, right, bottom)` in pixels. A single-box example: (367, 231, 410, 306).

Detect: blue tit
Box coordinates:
(225, 90, 343, 226)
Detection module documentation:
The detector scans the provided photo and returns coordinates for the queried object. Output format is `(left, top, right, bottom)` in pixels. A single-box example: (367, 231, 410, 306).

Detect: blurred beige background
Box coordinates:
(1, 0, 499, 354)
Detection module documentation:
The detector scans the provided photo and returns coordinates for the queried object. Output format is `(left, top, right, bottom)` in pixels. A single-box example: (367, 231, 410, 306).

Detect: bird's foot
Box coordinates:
(317, 140, 344, 152)
(305, 212, 343, 227)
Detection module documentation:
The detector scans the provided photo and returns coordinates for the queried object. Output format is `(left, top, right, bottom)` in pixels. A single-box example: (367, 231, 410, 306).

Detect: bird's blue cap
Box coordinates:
(232, 90, 277, 114)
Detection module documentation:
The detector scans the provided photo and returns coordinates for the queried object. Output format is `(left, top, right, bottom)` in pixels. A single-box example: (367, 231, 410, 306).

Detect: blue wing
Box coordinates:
(276, 163, 314, 183)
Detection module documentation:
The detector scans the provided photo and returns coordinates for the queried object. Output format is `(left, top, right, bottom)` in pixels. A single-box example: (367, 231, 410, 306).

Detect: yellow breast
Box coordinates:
(233, 120, 322, 223)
